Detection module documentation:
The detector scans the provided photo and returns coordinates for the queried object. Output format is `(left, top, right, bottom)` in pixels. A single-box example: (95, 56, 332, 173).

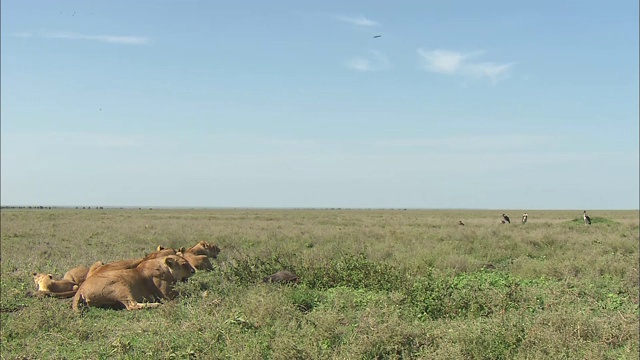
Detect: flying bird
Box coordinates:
(583, 211, 591, 225)
(502, 214, 511, 224)
(373, 35, 381, 38)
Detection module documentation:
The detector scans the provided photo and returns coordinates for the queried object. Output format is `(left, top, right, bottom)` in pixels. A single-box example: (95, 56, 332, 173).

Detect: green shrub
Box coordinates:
(289, 286, 325, 313)
(407, 270, 533, 320)
(301, 253, 407, 292)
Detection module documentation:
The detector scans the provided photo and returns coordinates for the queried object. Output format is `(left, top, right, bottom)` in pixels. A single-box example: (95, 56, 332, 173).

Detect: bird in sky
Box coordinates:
(373, 35, 381, 38)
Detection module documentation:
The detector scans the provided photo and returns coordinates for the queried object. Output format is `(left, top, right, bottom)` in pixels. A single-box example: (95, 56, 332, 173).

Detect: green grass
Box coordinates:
(1, 209, 638, 359)
(568, 216, 622, 226)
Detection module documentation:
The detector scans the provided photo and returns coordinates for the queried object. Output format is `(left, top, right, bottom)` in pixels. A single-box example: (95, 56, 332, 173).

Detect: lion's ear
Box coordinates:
(48, 274, 53, 279)
(178, 247, 185, 253)
(164, 257, 175, 267)
(32, 272, 37, 276)
(157, 245, 165, 251)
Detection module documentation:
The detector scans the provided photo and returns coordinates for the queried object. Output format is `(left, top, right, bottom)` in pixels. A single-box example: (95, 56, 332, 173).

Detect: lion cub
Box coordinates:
(32, 273, 78, 298)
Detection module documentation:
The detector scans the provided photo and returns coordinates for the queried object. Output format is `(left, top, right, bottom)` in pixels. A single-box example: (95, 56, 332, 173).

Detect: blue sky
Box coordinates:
(1, 0, 638, 209)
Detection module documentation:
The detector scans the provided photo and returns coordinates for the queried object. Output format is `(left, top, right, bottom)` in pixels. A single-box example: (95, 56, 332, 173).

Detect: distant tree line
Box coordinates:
(1, 206, 55, 209)
(0, 206, 107, 210)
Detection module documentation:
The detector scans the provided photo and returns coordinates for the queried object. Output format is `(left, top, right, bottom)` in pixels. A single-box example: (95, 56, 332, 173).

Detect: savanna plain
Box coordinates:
(1, 208, 638, 359)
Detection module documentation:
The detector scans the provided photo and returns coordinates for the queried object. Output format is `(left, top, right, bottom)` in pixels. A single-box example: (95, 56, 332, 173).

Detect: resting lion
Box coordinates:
(72, 255, 195, 311)
(86, 247, 180, 278)
(178, 252, 213, 271)
(63, 266, 90, 286)
(32, 273, 78, 298)
(185, 241, 221, 259)
(153, 246, 179, 257)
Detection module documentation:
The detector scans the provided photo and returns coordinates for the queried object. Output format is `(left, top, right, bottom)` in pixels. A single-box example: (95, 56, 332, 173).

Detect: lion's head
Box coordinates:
(164, 255, 196, 282)
(33, 272, 78, 292)
(187, 241, 221, 258)
(33, 273, 53, 291)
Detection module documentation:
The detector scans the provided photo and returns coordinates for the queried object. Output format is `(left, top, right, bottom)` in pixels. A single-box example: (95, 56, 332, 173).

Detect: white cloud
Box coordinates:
(345, 50, 390, 72)
(41, 31, 149, 45)
(335, 15, 379, 27)
(417, 49, 472, 74)
(418, 48, 513, 84)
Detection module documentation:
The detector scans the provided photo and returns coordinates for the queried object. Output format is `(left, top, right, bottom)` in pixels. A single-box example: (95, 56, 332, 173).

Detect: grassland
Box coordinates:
(1, 208, 638, 359)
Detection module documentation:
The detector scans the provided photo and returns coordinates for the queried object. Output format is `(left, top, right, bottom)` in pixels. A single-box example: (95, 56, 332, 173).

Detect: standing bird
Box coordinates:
(458, 220, 465, 226)
(583, 211, 591, 225)
(522, 213, 528, 224)
(502, 214, 511, 224)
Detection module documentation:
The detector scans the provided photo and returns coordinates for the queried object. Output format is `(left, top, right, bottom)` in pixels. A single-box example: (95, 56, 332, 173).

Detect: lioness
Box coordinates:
(63, 266, 90, 286)
(178, 251, 213, 271)
(86, 247, 180, 278)
(72, 255, 195, 311)
(152, 246, 179, 257)
(33, 273, 78, 298)
(185, 241, 221, 259)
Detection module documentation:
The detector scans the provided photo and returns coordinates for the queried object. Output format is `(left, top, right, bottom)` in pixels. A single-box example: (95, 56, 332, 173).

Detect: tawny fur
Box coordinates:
(72, 255, 195, 312)
(63, 266, 90, 286)
(178, 252, 213, 271)
(86, 247, 180, 278)
(33, 273, 78, 298)
(185, 241, 221, 259)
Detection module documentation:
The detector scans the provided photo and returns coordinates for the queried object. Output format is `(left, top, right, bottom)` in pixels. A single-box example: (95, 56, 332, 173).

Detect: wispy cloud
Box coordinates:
(366, 134, 557, 151)
(12, 31, 149, 45)
(345, 50, 390, 72)
(2, 132, 146, 148)
(12, 32, 33, 38)
(43, 31, 149, 45)
(417, 49, 513, 84)
(204, 133, 319, 148)
(464, 62, 514, 84)
(335, 15, 379, 27)
(417, 49, 476, 74)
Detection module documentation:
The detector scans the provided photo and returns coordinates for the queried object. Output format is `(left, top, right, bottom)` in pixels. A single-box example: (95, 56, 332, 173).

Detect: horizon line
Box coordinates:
(1, 205, 637, 211)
